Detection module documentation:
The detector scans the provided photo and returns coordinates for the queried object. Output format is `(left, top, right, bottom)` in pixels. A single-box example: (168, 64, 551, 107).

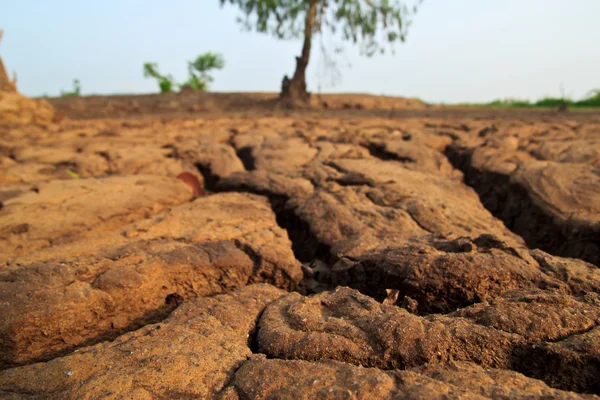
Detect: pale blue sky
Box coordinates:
(1, 0, 599, 103)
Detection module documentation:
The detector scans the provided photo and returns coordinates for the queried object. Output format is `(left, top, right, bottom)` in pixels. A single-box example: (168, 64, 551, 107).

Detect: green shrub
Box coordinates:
(574, 89, 600, 108)
(465, 90, 600, 109)
(60, 79, 81, 97)
(143, 53, 225, 94)
(159, 78, 174, 93)
(186, 52, 225, 91)
(143, 63, 176, 93)
(534, 97, 570, 108)
(181, 74, 207, 91)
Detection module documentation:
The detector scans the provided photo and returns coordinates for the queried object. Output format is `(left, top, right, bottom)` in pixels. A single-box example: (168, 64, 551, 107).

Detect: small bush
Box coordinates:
(181, 74, 207, 92)
(468, 90, 600, 109)
(186, 52, 225, 91)
(159, 78, 174, 93)
(143, 52, 225, 94)
(574, 89, 600, 108)
(61, 79, 81, 97)
(143, 63, 176, 93)
(533, 97, 570, 108)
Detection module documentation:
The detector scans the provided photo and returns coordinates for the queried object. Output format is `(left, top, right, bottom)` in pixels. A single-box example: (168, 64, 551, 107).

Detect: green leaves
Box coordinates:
(158, 78, 175, 93)
(65, 169, 81, 179)
(220, 0, 422, 56)
(189, 52, 225, 74)
(331, 0, 421, 56)
(143, 63, 161, 80)
(187, 52, 225, 86)
(220, 0, 311, 39)
(185, 52, 225, 90)
(143, 63, 176, 93)
(143, 52, 225, 93)
(182, 74, 207, 91)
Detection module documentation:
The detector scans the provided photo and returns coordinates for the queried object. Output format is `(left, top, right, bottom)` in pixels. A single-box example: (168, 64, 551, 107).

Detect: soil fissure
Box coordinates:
(444, 144, 599, 266)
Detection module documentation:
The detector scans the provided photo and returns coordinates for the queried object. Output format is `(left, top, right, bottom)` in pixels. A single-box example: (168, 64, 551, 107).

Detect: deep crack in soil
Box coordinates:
(195, 162, 220, 192)
(445, 144, 599, 266)
(235, 146, 256, 171)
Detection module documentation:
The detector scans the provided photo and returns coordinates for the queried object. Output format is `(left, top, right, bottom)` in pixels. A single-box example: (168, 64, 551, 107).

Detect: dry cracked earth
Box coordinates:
(0, 91, 599, 399)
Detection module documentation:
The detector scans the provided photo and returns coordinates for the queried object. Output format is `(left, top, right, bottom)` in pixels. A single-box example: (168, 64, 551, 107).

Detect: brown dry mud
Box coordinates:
(0, 90, 599, 399)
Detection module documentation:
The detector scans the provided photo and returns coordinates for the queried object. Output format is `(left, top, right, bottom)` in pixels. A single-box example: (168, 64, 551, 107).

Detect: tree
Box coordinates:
(182, 52, 226, 91)
(219, 0, 422, 105)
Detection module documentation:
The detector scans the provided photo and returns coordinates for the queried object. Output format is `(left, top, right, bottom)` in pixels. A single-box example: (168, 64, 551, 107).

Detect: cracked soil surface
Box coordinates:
(0, 91, 599, 399)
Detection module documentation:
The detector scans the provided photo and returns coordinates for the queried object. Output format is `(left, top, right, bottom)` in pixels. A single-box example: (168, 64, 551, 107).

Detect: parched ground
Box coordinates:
(0, 92, 599, 399)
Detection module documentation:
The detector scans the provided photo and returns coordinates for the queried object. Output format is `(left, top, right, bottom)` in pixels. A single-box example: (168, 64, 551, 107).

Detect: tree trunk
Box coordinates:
(280, 0, 318, 106)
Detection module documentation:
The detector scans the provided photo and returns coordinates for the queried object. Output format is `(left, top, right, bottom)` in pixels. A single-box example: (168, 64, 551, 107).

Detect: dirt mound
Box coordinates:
(0, 30, 15, 93)
(0, 60, 15, 93)
(0, 99, 599, 398)
(0, 33, 54, 125)
(45, 91, 427, 119)
(0, 90, 55, 125)
(314, 93, 428, 110)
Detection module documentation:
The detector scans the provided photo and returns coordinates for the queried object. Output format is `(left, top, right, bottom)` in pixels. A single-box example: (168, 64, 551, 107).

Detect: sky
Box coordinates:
(1, 0, 599, 103)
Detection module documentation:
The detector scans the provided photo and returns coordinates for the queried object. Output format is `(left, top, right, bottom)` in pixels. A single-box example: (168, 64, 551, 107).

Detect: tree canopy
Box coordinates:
(220, 0, 422, 104)
(221, 0, 421, 56)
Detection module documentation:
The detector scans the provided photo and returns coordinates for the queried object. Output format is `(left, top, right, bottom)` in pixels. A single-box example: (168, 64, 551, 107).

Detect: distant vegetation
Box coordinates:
(143, 63, 176, 93)
(60, 79, 81, 97)
(461, 89, 600, 109)
(143, 52, 225, 93)
(182, 52, 225, 91)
